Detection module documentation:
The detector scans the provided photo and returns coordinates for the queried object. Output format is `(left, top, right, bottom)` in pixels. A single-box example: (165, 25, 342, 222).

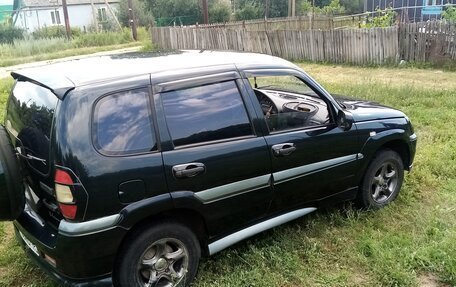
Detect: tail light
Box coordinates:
(55, 169, 77, 220)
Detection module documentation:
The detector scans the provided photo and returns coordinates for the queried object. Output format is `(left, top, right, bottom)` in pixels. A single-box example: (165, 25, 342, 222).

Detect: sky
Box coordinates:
(0, 0, 12, 5)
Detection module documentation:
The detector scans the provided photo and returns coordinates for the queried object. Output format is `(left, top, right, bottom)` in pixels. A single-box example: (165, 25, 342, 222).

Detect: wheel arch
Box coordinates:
(117, 194, 210, 258)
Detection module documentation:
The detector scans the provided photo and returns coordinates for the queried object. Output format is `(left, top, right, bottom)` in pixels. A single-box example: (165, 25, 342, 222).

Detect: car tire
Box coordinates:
(114, 221, 201, 287)
(0, 125, 25, 220)
(357, 149, 404, 209)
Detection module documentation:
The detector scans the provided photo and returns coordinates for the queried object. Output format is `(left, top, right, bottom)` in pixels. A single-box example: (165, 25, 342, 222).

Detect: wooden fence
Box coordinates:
(195, 15, 362, 31)
(151, 21, 456, 65)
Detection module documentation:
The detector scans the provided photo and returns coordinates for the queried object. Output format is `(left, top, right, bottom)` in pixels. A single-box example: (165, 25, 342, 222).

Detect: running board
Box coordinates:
(208, 207, 317, 255)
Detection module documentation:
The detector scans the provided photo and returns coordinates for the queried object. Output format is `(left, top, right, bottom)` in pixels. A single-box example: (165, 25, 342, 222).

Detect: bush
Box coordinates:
(209, 0, 231, 23)
(32, 26, 82, 39)
(364, 8, 396, 28)
(442, 6, 456, 21)
(72, 28, 132, 47)
(0, 24, 24, 44)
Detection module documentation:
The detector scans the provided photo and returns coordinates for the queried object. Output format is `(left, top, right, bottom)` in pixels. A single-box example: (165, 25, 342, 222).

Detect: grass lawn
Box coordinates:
(0, 64, 455, 287)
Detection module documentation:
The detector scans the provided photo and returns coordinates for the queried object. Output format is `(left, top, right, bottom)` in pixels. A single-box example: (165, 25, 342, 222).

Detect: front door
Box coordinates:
(243, 70, 362, 212)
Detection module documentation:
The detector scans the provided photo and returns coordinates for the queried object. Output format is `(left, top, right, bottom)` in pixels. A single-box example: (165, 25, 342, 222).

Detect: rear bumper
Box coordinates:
(14, 204, 128, 285)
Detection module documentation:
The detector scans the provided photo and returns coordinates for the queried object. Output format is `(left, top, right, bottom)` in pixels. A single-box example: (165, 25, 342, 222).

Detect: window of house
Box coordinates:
(248, 75, 331, 133)
(50, 10, 61, 25)
(161, 81, 253, 147)
(93, 88, 156, 155)
(98, 7, 107, 22)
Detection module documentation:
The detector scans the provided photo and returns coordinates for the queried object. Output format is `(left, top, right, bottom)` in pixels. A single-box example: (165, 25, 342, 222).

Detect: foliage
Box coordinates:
(118, 0, 154, 27)
(146, 0, 201, 21)
(319, 0, 345, 15)
(235, 0, 263, 21)
(32, 26, 82, 39)
(72, 28, 132, 47)
(364, 7, 396, 28)
(442, 6, 456, 21)
(299, 0, 345, 15)
(209, 0, 231, 23)
(0, 27, 148, 65)
(0, 24, 23, 44)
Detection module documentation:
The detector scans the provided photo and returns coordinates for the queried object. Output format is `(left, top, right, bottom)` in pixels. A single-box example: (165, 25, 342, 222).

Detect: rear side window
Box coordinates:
(93, 88, 156, 155)
(5, 81, 58, 175)
(161, 81, 253, 147)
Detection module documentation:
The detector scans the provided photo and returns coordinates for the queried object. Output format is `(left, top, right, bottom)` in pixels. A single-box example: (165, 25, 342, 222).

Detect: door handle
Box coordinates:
(272, 143, 296, 157)
(172, 162, 206, 179)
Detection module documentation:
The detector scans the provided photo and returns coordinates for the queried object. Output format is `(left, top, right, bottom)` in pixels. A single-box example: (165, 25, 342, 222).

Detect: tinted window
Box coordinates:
(6, 81, 58, 174)
(162, 81, 252, 147)
(94, 88, 156, 155)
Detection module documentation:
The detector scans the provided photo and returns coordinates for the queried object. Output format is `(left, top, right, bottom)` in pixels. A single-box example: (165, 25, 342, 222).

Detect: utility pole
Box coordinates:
(61, 0, 71, 39)
(127, 0, 137, 41)
(288, 0, 296, 17)
(265, 0, 270, 19)
(202, 0, 209, 24)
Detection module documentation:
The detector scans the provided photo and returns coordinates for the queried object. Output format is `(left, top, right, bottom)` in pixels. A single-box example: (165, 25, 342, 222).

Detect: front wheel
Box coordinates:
(114, 222, 201, 287)
(357, 149, 404, 209)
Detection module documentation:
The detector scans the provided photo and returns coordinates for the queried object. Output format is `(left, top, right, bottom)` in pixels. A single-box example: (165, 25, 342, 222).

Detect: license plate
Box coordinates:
(19, 231, 40, 256)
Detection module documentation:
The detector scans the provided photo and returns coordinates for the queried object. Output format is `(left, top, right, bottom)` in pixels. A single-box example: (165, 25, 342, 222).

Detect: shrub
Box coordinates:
(32, 26, 82, 39)
(0, 24, 24, 44)
(442, 6, 456, 21)
(72, 28, 132, 47)
(364, 8, 396, 28)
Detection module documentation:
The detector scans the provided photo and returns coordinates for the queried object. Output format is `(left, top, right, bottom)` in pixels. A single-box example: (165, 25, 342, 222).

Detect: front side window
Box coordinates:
(161, 81, 253, 147)
(249, 75, 330, 133)
(93, 88, 156, 155)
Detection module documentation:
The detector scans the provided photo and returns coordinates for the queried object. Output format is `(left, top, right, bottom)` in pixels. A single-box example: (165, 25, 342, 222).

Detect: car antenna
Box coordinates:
(254, 77, 258, 89)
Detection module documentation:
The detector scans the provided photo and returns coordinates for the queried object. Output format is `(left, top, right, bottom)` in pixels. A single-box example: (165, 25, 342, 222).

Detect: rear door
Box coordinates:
(155, 72, 272, 236)
(5, 80, 59, 204)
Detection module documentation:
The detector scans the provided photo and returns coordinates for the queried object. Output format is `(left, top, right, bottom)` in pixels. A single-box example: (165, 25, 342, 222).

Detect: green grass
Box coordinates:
(0, 64, 455, 286)
(0, 27, 151, 67)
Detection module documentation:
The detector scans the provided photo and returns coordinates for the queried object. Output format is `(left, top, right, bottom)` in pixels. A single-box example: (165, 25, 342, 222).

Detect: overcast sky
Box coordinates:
(0, 0, 12, 5)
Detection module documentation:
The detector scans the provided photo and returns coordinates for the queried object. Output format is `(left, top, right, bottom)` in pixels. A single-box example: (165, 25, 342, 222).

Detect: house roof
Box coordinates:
(15, 0, 118, 9)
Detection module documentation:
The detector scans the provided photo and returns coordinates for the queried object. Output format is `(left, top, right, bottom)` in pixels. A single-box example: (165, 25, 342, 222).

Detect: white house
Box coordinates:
(12, 0, 119, 32)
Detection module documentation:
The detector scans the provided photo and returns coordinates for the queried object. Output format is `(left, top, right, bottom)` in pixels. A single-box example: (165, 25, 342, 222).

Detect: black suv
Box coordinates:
(0, 51, 416, 286)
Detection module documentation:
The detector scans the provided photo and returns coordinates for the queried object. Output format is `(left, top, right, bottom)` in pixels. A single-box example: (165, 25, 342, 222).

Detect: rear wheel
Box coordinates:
(114, 222, 201, 287)
(357, 149, 404, 209)
(0, 125, 25, 221)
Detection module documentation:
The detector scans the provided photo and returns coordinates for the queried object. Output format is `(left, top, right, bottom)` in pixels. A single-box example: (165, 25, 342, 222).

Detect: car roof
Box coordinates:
(11, 50, 298, 99)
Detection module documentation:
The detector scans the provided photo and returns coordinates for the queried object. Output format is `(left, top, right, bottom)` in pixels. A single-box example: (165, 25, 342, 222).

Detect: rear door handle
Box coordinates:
(272, 143, 296, 157)
(172, 162, 206, 179)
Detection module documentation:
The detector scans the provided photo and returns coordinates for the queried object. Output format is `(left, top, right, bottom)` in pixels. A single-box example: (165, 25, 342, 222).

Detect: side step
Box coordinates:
(208, 207, 317, 255)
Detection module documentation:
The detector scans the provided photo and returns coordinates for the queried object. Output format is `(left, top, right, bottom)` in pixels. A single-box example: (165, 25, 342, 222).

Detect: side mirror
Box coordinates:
(337, 110, 354, 131)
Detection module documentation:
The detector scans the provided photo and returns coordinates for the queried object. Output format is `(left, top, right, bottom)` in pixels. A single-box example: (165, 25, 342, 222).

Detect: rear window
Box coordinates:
(5, 80, 58, 175)
(93, 88, 156, 155)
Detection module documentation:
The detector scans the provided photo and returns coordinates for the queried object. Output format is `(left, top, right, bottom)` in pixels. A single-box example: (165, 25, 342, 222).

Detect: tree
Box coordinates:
(209, 0, 231, 23)
(235, 0, 263, 20)
(320, 0, 345, 15)
(442, 6, 456, 21)
(118, 0, 154, 27)
(146, 0, 202, 20)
